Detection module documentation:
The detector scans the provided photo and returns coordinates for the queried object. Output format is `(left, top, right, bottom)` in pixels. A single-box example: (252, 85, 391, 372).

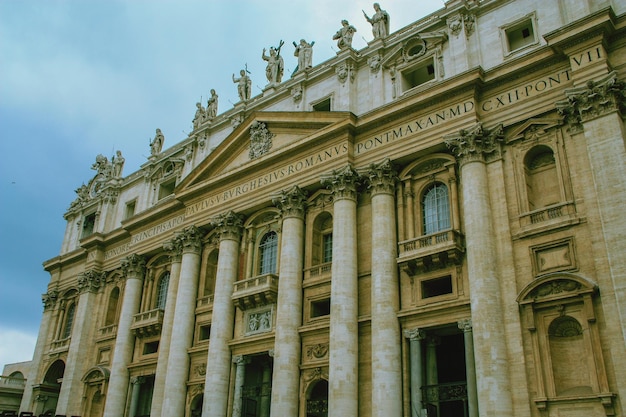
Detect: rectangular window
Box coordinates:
(199, 324, 211, 341)
(402, 58, 435, 92)
(505, 17, 536, 53)
(158, 178, 176, 200)
(124, 200, 136, 220)
(311, 298, 331, 318)
(322, 233, 333, 263)
(81, 213, 96, 238)
(312, 97, 331, 111)
(421, 275, 453, 299)
(143, 341, 159, 355)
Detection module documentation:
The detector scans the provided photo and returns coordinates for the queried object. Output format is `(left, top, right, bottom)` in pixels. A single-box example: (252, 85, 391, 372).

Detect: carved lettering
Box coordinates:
(570, 46, 603, 70)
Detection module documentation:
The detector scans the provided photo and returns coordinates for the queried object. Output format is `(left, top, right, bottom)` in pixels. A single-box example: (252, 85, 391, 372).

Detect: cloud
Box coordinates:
(0, 327, 36, 372)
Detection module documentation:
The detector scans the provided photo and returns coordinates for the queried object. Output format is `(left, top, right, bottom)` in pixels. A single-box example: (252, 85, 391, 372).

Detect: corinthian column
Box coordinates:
(161, 226, 202, 417)
(458, 319, 478, 417)
(445, 124, 513, 417)
(321, 165, 360, 417)
(150, 238, 183, 417)
(20, 290, 58, 413)
(56, 270, 104, 415)
(203, 211, 244, 417)
(103, 255, 146, 417)
(404, 328, 426, 417)
(363, 159, 402, 417)
(270, 186, 307, 417)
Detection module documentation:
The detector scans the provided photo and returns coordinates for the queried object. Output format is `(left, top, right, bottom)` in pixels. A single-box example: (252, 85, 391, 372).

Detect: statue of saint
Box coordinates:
(151, 128, 164, 156)
(112, 150, 125, 178)
(262, 41, 284, 85)
(293, 39, 314, 73)
(232, 69, 252, 101)
(363, 3, 390, 39)
(333, 20, 357, 50)
(206, 89, 218, 119)
(192, 102, 206, 130)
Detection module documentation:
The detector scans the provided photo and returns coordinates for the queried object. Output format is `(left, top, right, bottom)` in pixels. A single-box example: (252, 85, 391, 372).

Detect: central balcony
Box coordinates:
(397, 229, 464, 273)
(232, 273, 279, 310)
(131, 308, 164, 338)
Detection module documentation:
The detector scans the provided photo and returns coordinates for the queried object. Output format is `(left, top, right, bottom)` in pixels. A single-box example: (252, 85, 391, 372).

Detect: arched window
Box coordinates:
(259, 232, 278, 275)
(422, 182, 450, 235)
(203, 250, 218, 296)
(62, 302, 76, 339)
(548, 315, 592, 395)
(156, 272, 170, 310)
(104, 287, 120, 326)
(306, 379, 329, 417)
(524, 145, 559, 210)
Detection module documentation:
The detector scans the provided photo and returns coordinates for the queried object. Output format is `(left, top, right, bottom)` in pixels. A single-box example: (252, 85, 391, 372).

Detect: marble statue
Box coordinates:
(193, 102, 206, 130)
(262, 41, 285, 85)
(333, 20, 357, 50)
(232, 69, 252, 101)
(293, 39, 314, 73)
(206, 89, 218, 119)
(151, 128, 164, 156)
(112, 150, 125, 178)
(363, 3, 390, 39)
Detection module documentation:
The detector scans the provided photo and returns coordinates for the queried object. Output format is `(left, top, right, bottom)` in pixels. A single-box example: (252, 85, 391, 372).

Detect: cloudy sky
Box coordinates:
(0, 0, 443, 371)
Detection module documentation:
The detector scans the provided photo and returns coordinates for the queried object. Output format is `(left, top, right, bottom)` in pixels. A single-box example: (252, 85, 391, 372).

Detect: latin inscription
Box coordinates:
(570, 46, 604, 70)
(185, 143, 349, 217)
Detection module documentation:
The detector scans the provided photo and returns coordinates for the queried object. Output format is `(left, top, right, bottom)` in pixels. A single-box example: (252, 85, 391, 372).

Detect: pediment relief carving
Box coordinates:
(505, 118, 562, 145)
(517, 273, 597, 305)
(381, 32, 448, 70)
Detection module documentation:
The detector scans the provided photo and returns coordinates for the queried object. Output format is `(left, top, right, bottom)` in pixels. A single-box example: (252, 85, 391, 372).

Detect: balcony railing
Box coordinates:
(422, 381, 468, 403)
(0, 375, 26, 389)
(196, 294, 215, 310)
(520, 201, 576, 226)
(304, 262, 332, 282)
(232, 274, 279, 310)
(98, 324, 118, 338)
(131, 308, 164, 337)
(397, 229, 464, 273)
(50, 337, 70, 351)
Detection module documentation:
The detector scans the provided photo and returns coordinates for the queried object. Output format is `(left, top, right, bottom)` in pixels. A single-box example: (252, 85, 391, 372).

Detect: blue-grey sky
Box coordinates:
(0, 0, 443, 370)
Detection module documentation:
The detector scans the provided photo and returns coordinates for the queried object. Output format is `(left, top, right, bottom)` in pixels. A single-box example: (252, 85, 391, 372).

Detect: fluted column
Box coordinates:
(19, 290, 59, 413)
(232, 355, 250, 417)
(128, 376, 144, 417)
(270, 186, 307, 417)
(57, 270, 105, 415)
(150, 238, 183, 417)
(363, 159, 402, 417)
(203, 211, 244, 417)
(459, 319, 478, 417)
(103, 255, 146, 417)
(404, 329, 426, 417)
(321, 165, 360, 417)
(161, 226, 202, 417)
(445, 123, 513, 417)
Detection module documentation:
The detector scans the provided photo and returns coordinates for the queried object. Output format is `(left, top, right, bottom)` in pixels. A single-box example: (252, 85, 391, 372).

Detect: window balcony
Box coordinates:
(97, 324, 118, 340)
(232, 274, 279, 310)
(516, 201, 580, 238)
(397, 229, 464, 273)
(131, 308, 164, 338)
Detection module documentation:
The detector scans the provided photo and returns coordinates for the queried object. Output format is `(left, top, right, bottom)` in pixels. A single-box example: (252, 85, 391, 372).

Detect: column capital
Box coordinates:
(556, 71, 625, 131)
(163, 237, 183, 263)
(445, 123, 503, 166)
(321, 164, 360, 201)
(131, 376, 145, 385)
(362, 158, 398, 196)
(121, 254, 146, 280)
(272, 185, 308, 219)
(41, 289, 59, 310)
(404, 328, 426, 341)
(175, 225, 202, 254)
(77, 270, 105, 293)
(458, 318, 473, 332)
(232, 355, 251, 366)
(212, 211, 244, 242)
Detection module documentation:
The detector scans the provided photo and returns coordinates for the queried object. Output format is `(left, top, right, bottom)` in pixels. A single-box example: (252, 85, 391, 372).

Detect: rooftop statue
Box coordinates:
(151, 128, 164, 156)
(112, 150, 125, 178)
(363, 3, 390, 40)
(193, 102, 206, 130)
(333, 20, 357, 50)
(262, 41, 285, 85)
(293, 39, 314, 73)
(206, 89, 218, 119)
(232, 69, 252, 102)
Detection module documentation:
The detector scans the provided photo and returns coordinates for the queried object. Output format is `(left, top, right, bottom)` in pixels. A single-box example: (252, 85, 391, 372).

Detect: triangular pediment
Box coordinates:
(505, 118, 562, 144)
(176, 111, 354, 197)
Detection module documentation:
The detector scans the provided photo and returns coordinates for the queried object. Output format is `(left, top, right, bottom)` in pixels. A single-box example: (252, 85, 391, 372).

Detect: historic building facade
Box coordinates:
(18, 1, 626, 416)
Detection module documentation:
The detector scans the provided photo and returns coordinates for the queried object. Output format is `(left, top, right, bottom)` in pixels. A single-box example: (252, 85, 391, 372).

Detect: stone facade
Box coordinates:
(17, 1, 626, 417)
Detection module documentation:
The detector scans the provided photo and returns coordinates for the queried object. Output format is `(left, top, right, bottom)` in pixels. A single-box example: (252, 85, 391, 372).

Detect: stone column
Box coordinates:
(458, 319, 478, 417)
(19, 290, 58, 413)
(270, 186, 307, 417)
(57, 270, 104, 415)
(203, 211, 244, 417)
(161, 226, 202, 417)
(445, 124, 513, 417)
(128, 376, 144, 417)
(363, 159, 402, 417)
(150, 238, 183, 417)
(260, 358, 273, 417)
(321, 165, 360, 417)
(103, 255, 146, 417)
(404, 329, 426, 417)
(231, 355, 250, 417)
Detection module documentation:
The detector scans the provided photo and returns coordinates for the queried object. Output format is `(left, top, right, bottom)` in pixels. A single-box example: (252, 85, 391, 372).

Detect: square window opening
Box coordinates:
(158, 179, 176, 200)
(312, 98, 331, 112)
(421, 275, 453, 299)
(125, 200, 136, 220)
(143, 341, 159, 355)
(81, 213, 96, 238)
(311, 298, 331, 318)
(402, 58, 435, 92)
(506, 19, 535, 52)
(199, 324, 211, 341)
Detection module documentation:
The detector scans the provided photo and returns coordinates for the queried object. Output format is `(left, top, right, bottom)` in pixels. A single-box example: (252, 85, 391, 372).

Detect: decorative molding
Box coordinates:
(163, 237, 183, 263)
(175, 225, 202, 254)
(321, 164, 360, 201)
(368, 53, 381, 74)
(291, 84, 303, 102)
(458, 318, 472, 332)
(306, 343, 329, 360)
(78, 270, 105, 293)
(335, 62, 354, 84)
(249, 121, 274, 159)
(404, 328, 426, 341)
(42, 290, 59, 310)
(362, 158, 398, 196)
(212, 211, 244, 241)
(121, 254, 146, 280)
